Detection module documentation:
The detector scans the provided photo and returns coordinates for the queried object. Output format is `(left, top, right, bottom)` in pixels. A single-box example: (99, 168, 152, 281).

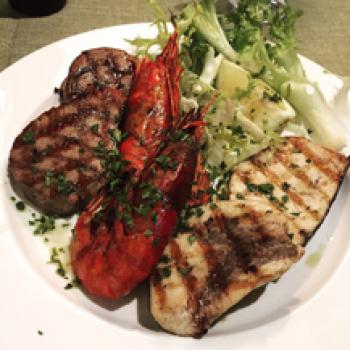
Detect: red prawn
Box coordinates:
(70, 33, 204, 299)
(120, 32, 181, 175)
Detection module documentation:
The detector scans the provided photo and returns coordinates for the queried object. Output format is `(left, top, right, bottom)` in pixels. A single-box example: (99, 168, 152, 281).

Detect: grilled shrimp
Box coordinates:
(120, 32, 181, 175)
(70, 33, 205, 299)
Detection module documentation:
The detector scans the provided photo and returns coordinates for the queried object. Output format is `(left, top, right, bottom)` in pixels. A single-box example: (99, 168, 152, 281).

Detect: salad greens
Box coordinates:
(180, 0, 346, 150)
(130, 0, 347, 196)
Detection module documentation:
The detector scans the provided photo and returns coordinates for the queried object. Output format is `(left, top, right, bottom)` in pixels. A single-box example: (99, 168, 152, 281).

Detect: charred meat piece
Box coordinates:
(151, 200, 303, 336)
(9, 87, 125, 217)
(59, 48, 137, 104)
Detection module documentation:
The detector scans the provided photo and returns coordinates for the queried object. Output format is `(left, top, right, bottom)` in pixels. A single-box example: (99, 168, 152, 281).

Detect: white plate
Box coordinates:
(1, 23, 350, 350)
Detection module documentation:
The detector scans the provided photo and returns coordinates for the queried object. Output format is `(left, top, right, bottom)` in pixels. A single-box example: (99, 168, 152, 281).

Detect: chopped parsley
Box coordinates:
(246, 182, 274, 195)
(33, 215, 56, 235)
(236, 193, 245, 200)
(15, 201, 25, 211)
(44, 171, 54, 187)
(161, 267, 171, 278)
(187, 235, 197, 245)
(22, 131, 35, 144)
(178, 266, 191, 276)
(291, 211, 300, 217)
(281, 195, 289, 204)
(151, 212, 158, 224)
(49, 247, 67, 279)
(160, 254, 169, 263)
(56, 174, 75, 195)
(144, 228, 153, 238)
(134, 204, 151, 217)
(263, 90, 282, 103)
(90, 124, 99, 134)
(155, 154, 177, 170)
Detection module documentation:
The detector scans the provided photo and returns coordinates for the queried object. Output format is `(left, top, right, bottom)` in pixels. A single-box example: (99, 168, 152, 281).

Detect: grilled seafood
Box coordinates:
(151, 199, 303, 336)
(229, 137, 350, 245)
(71, 140, 197, 298)
(120, 32, 181, 174)
(150, 137, 349, 336)
(71, 33, 202, 299)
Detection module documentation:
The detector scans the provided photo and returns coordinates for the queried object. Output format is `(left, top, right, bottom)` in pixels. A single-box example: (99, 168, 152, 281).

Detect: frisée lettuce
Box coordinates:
(181, 0, 346, 150)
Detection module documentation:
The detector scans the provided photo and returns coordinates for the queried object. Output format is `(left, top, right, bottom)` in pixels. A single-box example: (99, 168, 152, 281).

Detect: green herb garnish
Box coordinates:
(22, 131, 35, 144)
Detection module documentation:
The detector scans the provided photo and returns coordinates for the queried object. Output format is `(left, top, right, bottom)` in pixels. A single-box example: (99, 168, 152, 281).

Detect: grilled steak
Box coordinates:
(151, 200, 303, 336)
(59, 48, 137, 104)
(151, 137, 349, 336)
(9, 87, 125, 216)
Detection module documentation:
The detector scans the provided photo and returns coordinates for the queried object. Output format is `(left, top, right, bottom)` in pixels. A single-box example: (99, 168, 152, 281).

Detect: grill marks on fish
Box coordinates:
(8, 88, 125, 216)
(151, 200, 302, 336)
(59, 48, 137, 103)
(230, 137, 350, 244)
(151, 137, 349, 336)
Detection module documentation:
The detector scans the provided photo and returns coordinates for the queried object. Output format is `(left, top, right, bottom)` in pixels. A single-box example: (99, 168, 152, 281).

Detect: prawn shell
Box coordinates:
(121, 33, 181, 171)
(71, 204, 177, 298)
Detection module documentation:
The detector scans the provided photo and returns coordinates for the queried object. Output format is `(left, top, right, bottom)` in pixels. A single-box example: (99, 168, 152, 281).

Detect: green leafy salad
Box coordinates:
(132, 0, 347, 196)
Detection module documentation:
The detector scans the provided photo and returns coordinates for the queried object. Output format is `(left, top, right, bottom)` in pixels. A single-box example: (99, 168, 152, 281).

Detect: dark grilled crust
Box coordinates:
(59, 48, 137, 104)
(8, 87, 124, 216)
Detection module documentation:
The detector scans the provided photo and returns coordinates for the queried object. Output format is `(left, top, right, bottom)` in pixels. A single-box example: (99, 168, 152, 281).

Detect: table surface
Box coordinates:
(0, 0, 349, 75)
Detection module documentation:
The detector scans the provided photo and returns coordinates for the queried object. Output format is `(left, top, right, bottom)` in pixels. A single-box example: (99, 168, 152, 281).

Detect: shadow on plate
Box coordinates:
(81, 280, 162, 331)
(211, 285, 267, 332)
(81, 281, 147, 311)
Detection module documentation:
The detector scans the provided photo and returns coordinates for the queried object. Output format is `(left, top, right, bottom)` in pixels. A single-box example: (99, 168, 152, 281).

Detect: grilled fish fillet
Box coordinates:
(151, 199, 303, 336)
(150, 137, 349, 336)
(229, 137, 349, 245)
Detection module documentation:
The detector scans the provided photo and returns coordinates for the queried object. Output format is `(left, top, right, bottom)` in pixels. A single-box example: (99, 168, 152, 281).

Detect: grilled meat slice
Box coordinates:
(9, 87, 124, 217)
(151, 200, 303, 336)
(229, 137, 350, 245)
(59, 48, 137, 104)
(151, 137, 349, 336)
